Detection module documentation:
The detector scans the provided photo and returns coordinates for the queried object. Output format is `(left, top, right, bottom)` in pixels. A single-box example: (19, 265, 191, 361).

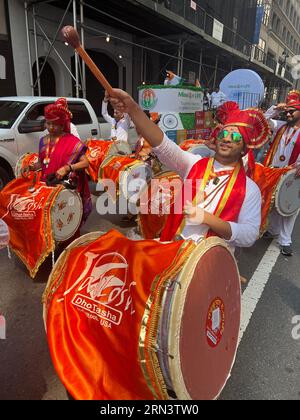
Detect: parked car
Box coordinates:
(0, 96, 137, 189)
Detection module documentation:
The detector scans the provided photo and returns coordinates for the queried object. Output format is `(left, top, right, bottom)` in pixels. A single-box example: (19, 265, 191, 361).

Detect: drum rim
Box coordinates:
(51, 189, 83, 243)
(187, 145, 215, 156)
(14, 153, 38, 178)
(275, 169, 300, 217)
(167, 237, 241, 400)
(42, 231, 106, 332)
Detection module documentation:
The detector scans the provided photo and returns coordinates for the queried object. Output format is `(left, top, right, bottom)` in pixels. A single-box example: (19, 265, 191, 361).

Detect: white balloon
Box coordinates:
(220, 69, 265, 110)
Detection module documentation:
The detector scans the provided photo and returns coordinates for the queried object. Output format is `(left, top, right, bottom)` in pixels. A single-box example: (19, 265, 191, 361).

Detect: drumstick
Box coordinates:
(61, 26, 114, 97)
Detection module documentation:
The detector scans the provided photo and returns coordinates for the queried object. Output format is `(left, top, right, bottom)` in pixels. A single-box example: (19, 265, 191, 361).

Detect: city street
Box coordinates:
(0, 195, 299, 401)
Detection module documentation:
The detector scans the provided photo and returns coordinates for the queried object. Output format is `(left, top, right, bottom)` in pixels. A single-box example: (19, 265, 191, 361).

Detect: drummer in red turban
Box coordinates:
(261, 90, 300, 256)
(108, 89, 271, 250)
(27, 98, 92, 225)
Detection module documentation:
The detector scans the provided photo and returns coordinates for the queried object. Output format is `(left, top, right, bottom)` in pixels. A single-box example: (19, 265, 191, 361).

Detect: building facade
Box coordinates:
(1, 0, 300, 110)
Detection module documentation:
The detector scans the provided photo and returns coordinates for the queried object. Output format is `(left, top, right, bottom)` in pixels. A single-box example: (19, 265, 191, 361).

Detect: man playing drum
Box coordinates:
(102, 93, 132, 143)
(108, 89, 270, 250)
(264, 91, 300, 256)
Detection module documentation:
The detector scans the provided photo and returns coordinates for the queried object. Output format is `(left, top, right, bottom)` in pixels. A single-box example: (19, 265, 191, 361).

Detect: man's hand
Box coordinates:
(274, 102, 287, 111)
(294, 164, 300, 178)
(183, 200, 205, 225)
(107, 89, 137, 115)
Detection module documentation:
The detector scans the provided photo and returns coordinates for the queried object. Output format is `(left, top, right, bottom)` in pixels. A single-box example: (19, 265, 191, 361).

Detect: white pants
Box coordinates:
(268, 209, 299, 246)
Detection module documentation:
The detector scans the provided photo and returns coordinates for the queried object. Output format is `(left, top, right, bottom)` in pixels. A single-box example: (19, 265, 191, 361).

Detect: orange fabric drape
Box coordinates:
(138, 172, 182, 239)
(0, 178, 63, 278)
(99, 155, 141, 186)
(44, 229, 195, 400)
(86, 140, 115, 182)
(252, 163, 291, 235)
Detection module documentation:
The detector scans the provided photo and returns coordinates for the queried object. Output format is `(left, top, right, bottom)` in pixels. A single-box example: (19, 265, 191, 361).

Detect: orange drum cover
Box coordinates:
(138, 171, 182, 239)
(179, 139, 205, 151)
(86, 140, 115, 182)
(43, 230, 195, 400)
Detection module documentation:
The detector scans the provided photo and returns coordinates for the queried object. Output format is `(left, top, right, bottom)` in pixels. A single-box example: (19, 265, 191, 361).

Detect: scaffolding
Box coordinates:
(22, 0, 232, 97)
(22, 0, 295, 100)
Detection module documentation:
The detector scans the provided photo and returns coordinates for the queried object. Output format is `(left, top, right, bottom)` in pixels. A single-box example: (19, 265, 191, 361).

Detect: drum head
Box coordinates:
(168, 238, 241, 400)
(188, 145, 215, 158)
(120, 162, 153, 203)
(110, 141, 132, 156)
(275, 170, 300, 217)
(51, 189, 83, 242)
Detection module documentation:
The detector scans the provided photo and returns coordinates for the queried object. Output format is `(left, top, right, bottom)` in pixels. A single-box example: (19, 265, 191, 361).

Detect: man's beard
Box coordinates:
(287, 116, 300, 127)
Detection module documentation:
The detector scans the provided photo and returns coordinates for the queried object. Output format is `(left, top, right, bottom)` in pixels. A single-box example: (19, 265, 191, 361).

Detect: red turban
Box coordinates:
(44, 98, 72, 133)
(216, 102, 271, 149)
(286, 90, 300, 110)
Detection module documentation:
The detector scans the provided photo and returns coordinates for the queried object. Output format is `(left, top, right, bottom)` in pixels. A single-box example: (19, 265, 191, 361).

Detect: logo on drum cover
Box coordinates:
(142, 89, 158, 111)
(3, 188, 46, 220)
(206, 298, 225, 348)
(61, 252, 136, 328)
(88, 146, 103, 161)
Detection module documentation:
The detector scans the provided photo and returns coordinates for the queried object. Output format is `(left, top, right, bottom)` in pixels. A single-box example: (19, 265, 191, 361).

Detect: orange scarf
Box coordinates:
(43, 230, 195, 400)
(0, 178, 63, 278)
(160, 158, 247, 242)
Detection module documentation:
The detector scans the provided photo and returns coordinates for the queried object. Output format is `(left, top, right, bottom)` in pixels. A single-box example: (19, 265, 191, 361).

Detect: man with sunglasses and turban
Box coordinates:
(107, 89, 270, 250)
(263, 90, 300, 256)
(27, 98, 92, 225)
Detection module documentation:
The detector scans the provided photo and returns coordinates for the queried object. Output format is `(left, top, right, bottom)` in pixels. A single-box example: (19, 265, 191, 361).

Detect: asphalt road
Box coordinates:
(0, 196, 299, 400)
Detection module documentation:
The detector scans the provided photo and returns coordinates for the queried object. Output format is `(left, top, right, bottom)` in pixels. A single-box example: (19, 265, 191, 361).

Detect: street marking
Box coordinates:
(239, 240, 280, 345)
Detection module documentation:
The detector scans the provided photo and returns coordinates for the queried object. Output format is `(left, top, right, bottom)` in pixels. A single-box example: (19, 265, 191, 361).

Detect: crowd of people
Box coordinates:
(1, 85, 300, 400)
(0, 89, 299, 258)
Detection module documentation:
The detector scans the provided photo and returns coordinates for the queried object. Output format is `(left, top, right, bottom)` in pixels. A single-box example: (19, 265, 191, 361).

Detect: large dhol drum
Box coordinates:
(138, 171, 182, 239)
(180, 140, 215, 158)
(51, 188, 83, 242)
(43, 230, 241, 400)
(15, 153, 39, 178)
(0, 177, 83, 277)
(86, 140, 132, 182)
(275, 169, 300, 217)
(99, 155, 153, 203)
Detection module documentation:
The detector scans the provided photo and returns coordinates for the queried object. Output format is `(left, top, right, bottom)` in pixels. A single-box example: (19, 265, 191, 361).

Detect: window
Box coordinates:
(0, 100, 28, 128)
(68, 102, 92, 125)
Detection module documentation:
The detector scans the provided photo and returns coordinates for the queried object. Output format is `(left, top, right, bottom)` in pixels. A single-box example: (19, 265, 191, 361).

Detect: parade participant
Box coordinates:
(108, 89, 270, 249)
(27, 99, 92, 224)
(211, 87, 227, 109)
(101, 93, 132, 143)
(56, 97, 81, 139)
(263, 91, 300, 256)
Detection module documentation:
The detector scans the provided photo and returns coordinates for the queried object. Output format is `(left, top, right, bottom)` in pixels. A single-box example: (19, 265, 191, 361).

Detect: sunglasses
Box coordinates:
(217, 130, 244, 144)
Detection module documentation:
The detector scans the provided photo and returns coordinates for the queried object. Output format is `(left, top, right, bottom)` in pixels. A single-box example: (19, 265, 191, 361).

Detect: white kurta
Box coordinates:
(264, 106, 300, 246)
(264, 106, 300, 167)
(153, 135, 261, 248)
(101, 101, 131, 142)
